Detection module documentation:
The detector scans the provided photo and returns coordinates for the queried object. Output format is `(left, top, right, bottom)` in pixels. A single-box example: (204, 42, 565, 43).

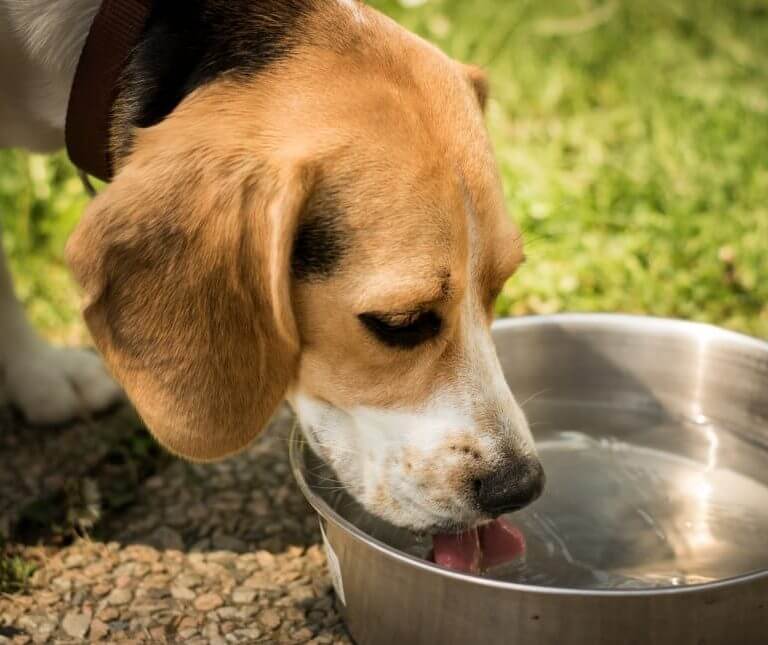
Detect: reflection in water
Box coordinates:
(499, 429, 767, 589)
(307, 403, 768, 590)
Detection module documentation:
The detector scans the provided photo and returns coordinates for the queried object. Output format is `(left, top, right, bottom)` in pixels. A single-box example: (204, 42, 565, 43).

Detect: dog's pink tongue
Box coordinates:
(478, 518, 526, 569)
(432, 519, 525, 573)
(432, 528, 482, 573)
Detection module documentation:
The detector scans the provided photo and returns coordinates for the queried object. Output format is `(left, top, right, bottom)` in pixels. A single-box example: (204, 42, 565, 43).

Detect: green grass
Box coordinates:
(0, 539, 36, 594)
(0, 151, 93, 344)
(1, 0, 766, 340)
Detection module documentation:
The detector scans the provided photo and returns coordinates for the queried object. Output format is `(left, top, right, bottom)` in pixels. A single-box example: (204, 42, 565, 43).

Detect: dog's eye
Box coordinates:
(358, 311, 443, 349)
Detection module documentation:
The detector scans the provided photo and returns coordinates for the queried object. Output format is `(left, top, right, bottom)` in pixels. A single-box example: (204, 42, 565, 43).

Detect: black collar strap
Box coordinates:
(65, 0, 153, 182)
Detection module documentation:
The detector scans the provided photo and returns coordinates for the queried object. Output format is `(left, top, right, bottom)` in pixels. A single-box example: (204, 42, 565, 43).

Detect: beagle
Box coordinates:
(0, 0, 544, 533)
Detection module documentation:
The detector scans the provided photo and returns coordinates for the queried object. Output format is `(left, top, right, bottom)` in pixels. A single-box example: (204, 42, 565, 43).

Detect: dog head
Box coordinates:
(66, 0, 543, 532)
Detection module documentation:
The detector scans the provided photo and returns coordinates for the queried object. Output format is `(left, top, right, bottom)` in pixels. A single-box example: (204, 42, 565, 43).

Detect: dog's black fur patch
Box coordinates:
(292, 190, 349, 281)
(112, 0, 349, 283)
(112, 0, 318, 160)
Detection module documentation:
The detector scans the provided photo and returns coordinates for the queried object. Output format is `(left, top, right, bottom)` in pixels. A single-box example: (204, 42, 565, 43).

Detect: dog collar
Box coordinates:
(65, 0, 153, 182)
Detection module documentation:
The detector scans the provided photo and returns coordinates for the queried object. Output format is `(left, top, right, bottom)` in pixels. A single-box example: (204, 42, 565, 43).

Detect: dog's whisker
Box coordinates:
(519, 388, 551, 410)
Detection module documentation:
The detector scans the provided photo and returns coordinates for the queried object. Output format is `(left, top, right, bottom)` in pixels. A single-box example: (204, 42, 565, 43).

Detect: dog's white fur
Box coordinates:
(0, 0, 99, 151)
(289, 326, 534, 531)
(1, 0, 121, 422)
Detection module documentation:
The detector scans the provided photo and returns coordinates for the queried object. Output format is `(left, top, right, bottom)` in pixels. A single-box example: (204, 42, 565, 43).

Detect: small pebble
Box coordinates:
(61, 611, 90, 639)
(89, 619, 110, 641)
(259, 608, 282, 631)
(194, 593, 224, 612)
(171, 585, 196, 601)
(231, 588, 257, 605)
(107, 588, 133, 606)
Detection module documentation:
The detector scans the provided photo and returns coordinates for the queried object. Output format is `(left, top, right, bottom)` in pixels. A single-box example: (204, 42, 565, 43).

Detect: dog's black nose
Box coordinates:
(474, 457, 545, 516)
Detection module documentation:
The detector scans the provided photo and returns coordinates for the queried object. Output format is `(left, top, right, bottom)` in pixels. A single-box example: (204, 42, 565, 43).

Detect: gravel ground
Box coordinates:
(0, 406, 352, 644)
(0, 406, 139, 539)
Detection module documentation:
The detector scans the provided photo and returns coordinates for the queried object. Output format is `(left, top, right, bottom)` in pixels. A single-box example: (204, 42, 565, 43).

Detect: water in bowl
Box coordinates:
(306, 399, 768, 590)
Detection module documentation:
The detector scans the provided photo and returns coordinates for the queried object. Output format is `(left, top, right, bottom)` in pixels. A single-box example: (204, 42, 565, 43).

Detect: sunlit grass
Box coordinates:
(0, 539, 36, 594)
(1, 0, 766, 340)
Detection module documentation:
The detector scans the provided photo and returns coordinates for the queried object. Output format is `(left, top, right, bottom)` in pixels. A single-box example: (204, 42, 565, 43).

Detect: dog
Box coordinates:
(1, 0, 544, 533)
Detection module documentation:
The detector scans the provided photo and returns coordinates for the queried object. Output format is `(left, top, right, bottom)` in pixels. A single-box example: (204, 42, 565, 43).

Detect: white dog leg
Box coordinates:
(0, 229, 122, 424)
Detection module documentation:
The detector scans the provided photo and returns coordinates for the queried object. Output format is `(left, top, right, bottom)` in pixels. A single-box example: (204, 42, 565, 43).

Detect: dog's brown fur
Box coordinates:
(66, 2, 523, 464)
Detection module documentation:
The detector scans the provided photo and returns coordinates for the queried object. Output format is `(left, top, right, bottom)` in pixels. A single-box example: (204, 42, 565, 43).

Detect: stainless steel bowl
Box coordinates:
(290, 314, 768, 645)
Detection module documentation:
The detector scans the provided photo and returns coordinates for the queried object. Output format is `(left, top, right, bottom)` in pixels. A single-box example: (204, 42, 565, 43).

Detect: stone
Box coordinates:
(89, 619, 109, 641)
(289, 585, 315, 602)
(194, 593, 224, 612)
(216, 608, 240, 621)
(203, 622, 222, 638)
(83, 561, 113, 577)
(189, 538, 212, 552)
(18, 616, 55, 637)
(191, 560, 229, 579)
(259, 608, 282, 631)
(115, 575, 132, 588)
(312, 595, 334, 611)
(247, 499, 269, 516)
(178, 616, 200, 631)
(170, 585, 195, 601)
(61, 611, 90, 639)
(35, 591, 59, 607)
(254, 551, 276, 569)
(63, 554, 85, 569)
(92, 583, 111, 597)
(211, 535, 247, 552)
(231, 587, 257, 605)
(51, 576, 72, 591)
(242, 573, 277, 591)
(175, 574, 203, 589)
(307, 610, 326, 624)
(205, 551, 237, 565)
(107, 588, 133, 605)
(275, 570, 301, 584)
(113, 563, 136, 577)
(146, 526, 185, 551)
(96, 607, 119, 622)
(232, 628, 263, 641)
(124, 545, 160, 563)
(292, 628, 315, 642)
(143, 587, 170, 600)
(132, 603, 168, 616)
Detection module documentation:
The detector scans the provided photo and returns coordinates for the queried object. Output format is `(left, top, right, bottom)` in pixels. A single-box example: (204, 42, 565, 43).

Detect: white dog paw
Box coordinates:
(2, 345, 123, 425)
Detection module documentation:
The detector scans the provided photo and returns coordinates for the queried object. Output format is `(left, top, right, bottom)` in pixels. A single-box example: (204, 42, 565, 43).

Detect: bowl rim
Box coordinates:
(289, 313, 768, 598)
(492, 312, 768, 354)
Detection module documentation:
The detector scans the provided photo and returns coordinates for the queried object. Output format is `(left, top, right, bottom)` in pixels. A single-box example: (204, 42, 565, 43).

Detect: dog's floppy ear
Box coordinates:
(464, 64, 490, 111)
(66, 131, 311, 462)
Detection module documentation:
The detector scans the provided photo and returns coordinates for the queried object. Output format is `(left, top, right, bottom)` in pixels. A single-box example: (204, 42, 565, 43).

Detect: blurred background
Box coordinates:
(1, 0, 767, 345)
